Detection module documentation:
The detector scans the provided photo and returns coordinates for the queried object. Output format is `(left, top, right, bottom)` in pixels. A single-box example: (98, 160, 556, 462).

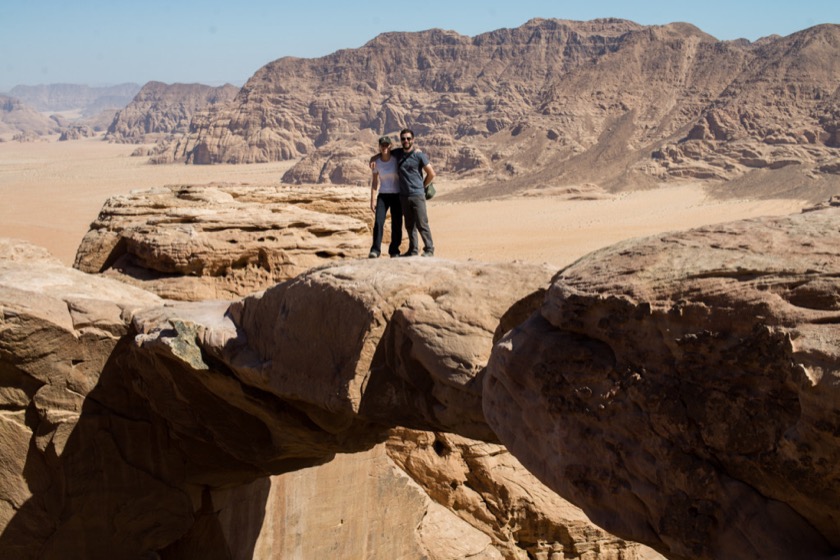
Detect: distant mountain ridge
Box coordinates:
(7, 83, 141, 115)
(0, 95, 62, 140)
(156, 18, 840, 199)
(0, 81, 238, 143)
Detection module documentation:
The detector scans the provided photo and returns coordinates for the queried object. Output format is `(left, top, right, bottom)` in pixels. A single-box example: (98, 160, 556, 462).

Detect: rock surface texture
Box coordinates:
(485, 206, 840, 559)
(154, 18, 840, 199)
(105, 81, 239, 146)
(6, 205, 840, 558)
(386, 428, 662, 559)
(73, 183, 372, 300)
(2, 239, 664, 559)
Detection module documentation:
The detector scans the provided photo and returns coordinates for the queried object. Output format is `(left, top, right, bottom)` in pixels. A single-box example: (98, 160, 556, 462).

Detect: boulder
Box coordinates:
(485, 207, 840, 559)
(73, 183, 373, 300)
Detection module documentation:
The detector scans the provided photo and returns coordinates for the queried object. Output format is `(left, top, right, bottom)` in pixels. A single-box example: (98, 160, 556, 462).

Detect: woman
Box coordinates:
(368, 135, 403, 258)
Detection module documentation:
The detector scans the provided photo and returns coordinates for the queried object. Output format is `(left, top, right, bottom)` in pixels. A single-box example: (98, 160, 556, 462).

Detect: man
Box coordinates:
(372, 128, 436, 256)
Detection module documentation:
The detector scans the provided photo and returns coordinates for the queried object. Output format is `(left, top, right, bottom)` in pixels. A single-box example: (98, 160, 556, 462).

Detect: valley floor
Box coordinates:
(0, 135, 807, 268)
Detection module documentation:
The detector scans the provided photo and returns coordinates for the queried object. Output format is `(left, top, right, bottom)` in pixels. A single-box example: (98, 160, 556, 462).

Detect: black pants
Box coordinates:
(371, 193, 403, 256)
(401, 195, 433, 255)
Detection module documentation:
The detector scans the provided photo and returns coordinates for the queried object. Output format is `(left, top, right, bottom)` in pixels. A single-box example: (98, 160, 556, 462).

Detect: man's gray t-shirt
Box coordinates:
(390, 148, 430, 197)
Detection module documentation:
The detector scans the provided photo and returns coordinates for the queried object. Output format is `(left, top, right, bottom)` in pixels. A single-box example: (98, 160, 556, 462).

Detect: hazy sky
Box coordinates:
(2, 0, 838, 92)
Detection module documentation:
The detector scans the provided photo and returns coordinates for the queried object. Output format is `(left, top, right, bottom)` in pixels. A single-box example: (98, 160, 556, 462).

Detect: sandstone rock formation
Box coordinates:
(10, 202, 840, 558)
(0, 239, 166, 558)
(0, 95, 61, 140)
(166, 18, 839, 200)
(485, 206, 840, 559)
(58, 124, 95, 141)
(73, 183, 372, 300)
(218, 445, 508, 560)
(68, 183, 668, 557)
(646, 25, 840, 187)
(4, 236, 665, 558)
(386, 428, 662, 559)
(282, 131, 493, 186)
(279, 129, 384, 187)
(224, 258, 554, 443)
(105, 81, 239, 145)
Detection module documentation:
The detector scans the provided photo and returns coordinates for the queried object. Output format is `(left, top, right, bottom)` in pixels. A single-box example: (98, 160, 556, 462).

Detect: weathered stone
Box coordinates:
(216, 445, 506, 560)
(154, 19, 840, 200)
(225, 258, 554, 442)
(387, 428, 662, 559)
(485, 207, 840, 559)
(105, 81, 239, 145)
(73, 183, 373, 300)
(10, 239, 619, 558)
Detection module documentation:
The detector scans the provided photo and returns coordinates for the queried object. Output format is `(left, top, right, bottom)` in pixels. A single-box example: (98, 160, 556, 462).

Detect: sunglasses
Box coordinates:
(400, 136, 413, 141)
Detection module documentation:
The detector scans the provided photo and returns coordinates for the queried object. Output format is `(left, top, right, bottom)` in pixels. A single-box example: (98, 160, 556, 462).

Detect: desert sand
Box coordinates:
(0, 135, 808, 268)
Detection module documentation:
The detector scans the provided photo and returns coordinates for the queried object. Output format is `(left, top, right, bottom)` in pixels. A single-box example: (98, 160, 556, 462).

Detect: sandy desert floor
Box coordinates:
(0, 135, 808, 269)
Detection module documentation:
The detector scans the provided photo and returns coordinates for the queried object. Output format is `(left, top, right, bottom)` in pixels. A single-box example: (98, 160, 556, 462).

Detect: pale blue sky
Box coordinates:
(1, 0, 838, 92)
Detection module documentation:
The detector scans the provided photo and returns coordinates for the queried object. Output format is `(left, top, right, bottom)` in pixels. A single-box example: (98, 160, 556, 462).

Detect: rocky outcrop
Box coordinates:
(386, 429, 662, 559)
(485, 206, 840, 559)
(222, 443, 508, 560)
(73, 183, 372, 300)
(215, 258, 553, 443)
(279, 130, 381, 186)
(282, 132, 492, 186)
(167, 18, 839, 198)
(58, 124, 95, 141)
(8, 204, 840, 558)
(3, 237, 662, 558)
(0, 239, 166, 558)
(0, 95, 61, 140)
(105, 81, 239, 145)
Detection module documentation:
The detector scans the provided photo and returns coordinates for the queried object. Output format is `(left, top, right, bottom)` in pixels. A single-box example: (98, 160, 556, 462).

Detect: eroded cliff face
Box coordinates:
(152, 19, 840, 199)
(105, 81, 239, 145)
(485, 202, 840, 559)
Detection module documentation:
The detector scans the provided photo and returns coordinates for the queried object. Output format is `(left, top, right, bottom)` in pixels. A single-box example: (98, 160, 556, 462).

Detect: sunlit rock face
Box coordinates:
(485, 206, 840, 560)
(172, 20, 840, 201)
(73, 183, 372, 301)
(105, 81, 239, 145)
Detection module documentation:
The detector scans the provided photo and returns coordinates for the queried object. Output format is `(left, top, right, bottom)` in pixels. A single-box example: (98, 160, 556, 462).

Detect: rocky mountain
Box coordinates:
(0, 83, 143, 141)
(7, 82, 140, 114)
(105, 81, 239, 145)
(0, 95, 62, 140)
(162, 18, 840, 198)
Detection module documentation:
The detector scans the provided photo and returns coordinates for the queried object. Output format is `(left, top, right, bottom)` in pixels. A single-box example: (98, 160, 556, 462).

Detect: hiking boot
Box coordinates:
(421, 250, 434, 257)
(368, 251, 380, 259)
